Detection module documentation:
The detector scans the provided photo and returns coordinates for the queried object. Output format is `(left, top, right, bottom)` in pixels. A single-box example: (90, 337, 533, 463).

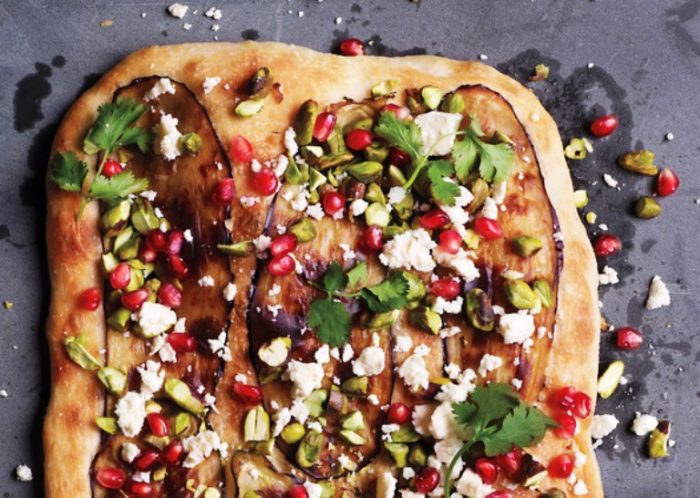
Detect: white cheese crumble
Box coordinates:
(138, 360, 164, 397)
(455, 468, 493, 498)
(393, 335, 413, 354)
(144, 77, 176, 101)
(376, 472, 398, 498)
(204, 7, 222, 20)
(645, 275, 671, 310)
(303, 481, 323, 498)
(183, 229, 193, 242)
(208, 331, 231, 361)
(387, 186, 407, 205)
(412, 404, 434, 436)
(414, 111, 463, 156)
(223, 282, 237, 302)
(252, 234, 272, 253)
(432, 295, 464, 315)
(397, 346, 430, 392)
(631, 413, 658, 436)
(573, 479, 588, 496)
(478, 354, 503, 377)
(286, 360, 325, 399)
(350, 198, 369, 216)
(284, 127, 299, 157)
(590, 414, 619, 440)
(202, 76, 222, 94)
(198, 275, 215, 287)
(121, 442, 140, 463)
(137, 302, 177, 337)
(182, 430, 228, 468)
(140, 190, 157, 202)
(155, 113, 182, 161)
(603, 173, 619, 188)
(379, 228, 436, 273)
(480, 197, 499, 220)
(433, 247, 480, 281)
(598, 265, 619, 286)
(273, 408, 292, 437)
(115, 391, 147, 437)
(498, 313, 535, 344)
(15, 465, 32, 482)
(342, 344, 354, 362)
(436, 368, 476, 403)
(352, 345, 385, 376)
(314, 344, 331, 365)
(306, 203, 325, 221)
(430, 401, 460, 440)
(168, 3, 188, 18)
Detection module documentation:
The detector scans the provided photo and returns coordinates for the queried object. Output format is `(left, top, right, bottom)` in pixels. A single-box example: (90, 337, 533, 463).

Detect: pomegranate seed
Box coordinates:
(345, 129, 373, 151)
(571, 391, 592, 418)
(252, 168, 279, 196)
(121, 288, 150, 311)
(146, 412, 169, 437)
(475, 458, 498, 485)
(167, 254, 189, 278)
(268, 255, 295, 277)
(547, 453, 574, 478)
(213, 178, 235, 206)
(388, 147, 411, 166)
(339, 38, 364, 56)
(438, 229, 462, 255)
(616, 326, 643, 350)
(386, 402, 412, 425)
(161, 439, 184, 465)
(165, 230, 184, 255)
(593, 234, 622, 257)
(363, 225, 384, 251)
(78, 287, 102, 311)
(146, 230, 166, 252)
(313, 112, 337, 142)
(133, 448, 160, 471)
(590, 114, 619, 138)
(139, 245, 157, 263)
(270, 234, 298, 257)
(550, 386, 576, 410)
(430, 279, 461, 300)
(125, 481, 154, 497)
(382, 104, 410, 120)
(657, 168, 679, 197)
(158, 283, 182, 308)
(102, 159, 123, 178)
(495, 448, 522, 478)
(233, 381, 263, 405)
(288, 484, 309, 498)
(322, 191, 346, 215)
(473, 217, 503, 240)
(95, 467, 126, 489)
(110, 263, 131, 290)
(413, 467, 440, 493)
(167, 333, 197, 353)
(486, 492, 513, 498)
(230, 135, 253, 164)
(419, 209, 450, 230)
(553, 412, 577, 439)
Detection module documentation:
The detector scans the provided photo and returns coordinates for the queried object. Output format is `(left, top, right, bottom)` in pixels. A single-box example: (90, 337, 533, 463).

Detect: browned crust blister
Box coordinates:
(44, 42, 602, 497)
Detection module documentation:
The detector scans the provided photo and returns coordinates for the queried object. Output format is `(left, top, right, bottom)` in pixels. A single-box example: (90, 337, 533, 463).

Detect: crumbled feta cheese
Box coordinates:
(183, 229, 193, 242)
(598, 265, 619, 286)
(433, 248, 480, 282)
(645, 275, 671, 310)
(603, 173, 619, 188)
(387, 186, 407, 205)
(132, 471, 150, 483)
(290, 399, 310, 424)
(155, 113, 182, 161)
(631, 413, 658, 436)
(303, 482, 323, 498)
(315, 344, 331, 365)
(339, 243, 356, 261)
(286, 360, 325, 399)
(282, 185, 310, 212)
(115, 391, 147, 437)
(403, 467, 416, 480)
(440, 326, 462, 338)
(204, 7, 222, 20)
(590, 414, 619, 440)
(436, 369, 476, 403)
(284, 127, 299, 157)
(137, 302, 177, 337)
(414, 111, 463, 156)
(377, 472, 398, 498)
(15, 465, 32, 482)
(168, 3, 188, 18)
(241, 196, 260, 208)
(573, 479, 588, 495)
(430, 402, 460, 440)
(498, 313, 535, 344)
(412, 404, 434, 436)
(138, 360, 164, 396)
(140, 190, 157, 202)
(208, 331, 231, 361)
(393, 335, 413, 354)
(223, 282, 237, 302)
(397, 347, 430, 392)
(182, 22, 192, 30)
(121, 442, 140, 463)
(455, 468, 493, 498)
(352, 345, 386, 376)
(252, 234, 272, 253)
(273, 408, 292, 437)
(368, 394, 380, 405)
(478, 354, 503, 377)
(202, 76, 221, 94)
(480, 197, 499, 220)
(350, 198, 369, 216)
(342, 344, 354, 362)
(182, 430, 228, 468)
(306, 203, 325, 220)
(491, 181, 507, 204)
(198, 275, 215, 287)
(380, 228, 436, 273)
(144, 77, 176, 101)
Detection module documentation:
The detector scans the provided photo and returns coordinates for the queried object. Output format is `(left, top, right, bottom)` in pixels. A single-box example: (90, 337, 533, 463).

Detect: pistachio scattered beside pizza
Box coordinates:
(43, 42, 609, 498)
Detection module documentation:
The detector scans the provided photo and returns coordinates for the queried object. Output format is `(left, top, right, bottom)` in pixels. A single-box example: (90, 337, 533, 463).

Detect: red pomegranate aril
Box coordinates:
(230, 135, 253, 164)
(121, 288, 150, 311)
(125, 481, 154, 497)
(139, 245, 157, 263)
(110, 262, 131, 290)
(134, 448, 160, 471)
(486, 492, 513, 498)
(339, 37, 364, 56)
(413, 467, 440, 493)
(167, 333, 197, 353)
(657, 168, 680, 197)
(102, 159, 123, 178)
(345, 129, 373, 151)
(78, 287, 102, 311)
(430, 278, 461, 300)
(388, 147, 411, 166)
(386, 402, 412, 425)
(322, 191, 346, 215)
(158, 283, 182, 308)
(313, 112, 337, 142)
(233, 381, 263, 405)
(495, 448, 522, 478)
(252, 168, 279, 196)
(146, 412, 170, 437)
(165, 230, 184, 255)
(475, 458, 498, 485)
(213, 177, 235, 206)
(553, 412, 577, 439)
(590, 114, 619, 138)
(593, 234, 622, 257)
(288, 484, 309, 498)
(439, 229, 463, 255)
(161, 440, 184, 465)
(363, 225, 384, 251)
(268, 254, 295, 277)
(571, 391, 592, 419)
(146, 230, 166, 252)
(548, 453, 575, 479)
(419, 209, 450, 230)
(167, 254, 189, 278)
(270, 234, 298, 257)
(473, 217, 503, 240)
(617, 326, 643, 350)
(382, 104, 410, 120)
(550, 386, 576, 410)
(95, 467, 126, 489)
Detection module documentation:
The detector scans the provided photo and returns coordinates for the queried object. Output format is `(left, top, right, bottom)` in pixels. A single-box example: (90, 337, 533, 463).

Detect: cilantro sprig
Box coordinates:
(452, 117, 514, 183)
(444, 383, 556, 495)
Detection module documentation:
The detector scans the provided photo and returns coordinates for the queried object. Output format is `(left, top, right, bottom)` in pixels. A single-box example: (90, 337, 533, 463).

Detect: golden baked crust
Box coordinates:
(44, 42, 602, 497)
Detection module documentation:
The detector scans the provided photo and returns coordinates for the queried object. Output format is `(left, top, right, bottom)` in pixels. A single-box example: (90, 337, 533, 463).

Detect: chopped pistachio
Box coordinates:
(296, 431, 324, 467)
(467, 178, 489, 213)
(532, 280, 553, 308)
(539, 489, 566, 498)
(564, 138, 589, 160)
(574, 189, 589, 208)
(440, 92, 465, 114)
(341, 411, 365, 432)
(95, 416, 118, 434)
(365, 142, 389, 162)
(364, 202, 391, 227)
(131, 199, 161, 234)
(174, 412, 191, 435)
(327, 125, 347, 154)
(289, 218, 316, 243)
(383, 442, 409, 467)
(164, 378, 205, 416)
(401, 271, 426, 302)
(294, 100, 320, 146)
(512, 236, 543, 257)
(304, 389, 328, 418)
(107, 307, 131, 332)
(281, 422, 306, 444)
(465, 288, 494, 332)
(420, 86, 443, 110)
(364, 182, 386, 205)
(618, 150, 658, 176)
(341, 376, 368, 396)
(180, 132, 203, 155)
(235, 98, 265, 117)
(153, 466, 168, 482)
(347, 161, 384, 183)
(408, 445, 428, 467)
(64, 334, 102, 371)
(409, 306, 442, 335)
(101, 200, 131, 230)
(371, 79, 399, 98)
(504, 280, 541, 310)
(3, 300, 13, 310)
(648, 420, 671, 459)
(585, 211, 597, 224)
(113, 225, 134, 255)
(389, 425, 421, 443)
(597, 360, 624, 399)
(388, 165, 407, 187)
(634, 196, 661, 219)
(529, 63, 550, 81)
(463, 228, 480, 250)
(217, 240, 253, 256)
(244, 406, 271, 442)
(340, 430, 367, 445)
(368, 310, 400, 330)
(97, 366, 127, 395)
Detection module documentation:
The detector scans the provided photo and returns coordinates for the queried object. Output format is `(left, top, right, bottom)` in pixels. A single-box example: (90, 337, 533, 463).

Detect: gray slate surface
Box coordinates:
(1, 0, 699, 496)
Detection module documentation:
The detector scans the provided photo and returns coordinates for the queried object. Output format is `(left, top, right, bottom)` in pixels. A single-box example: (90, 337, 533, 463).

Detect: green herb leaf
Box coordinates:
(478, 141, 514, 183)
(89, 171, 149, 202)
(49, 151, 88, 192)
(455, 383, 521, 434)
(452, 137, 479, 183)
(307, 298, 351, 347)
(346, 262, 368, 289)
(374, 111, 423, 163)
(117, 126, 152, 153)
(481, 403, 557, 456)
(360, 271, 409, 313)
(426, 160, 460, 206)
(322, 262, 348, 295)
(455, 116, 515, 184)
(83, 97, 148, 155)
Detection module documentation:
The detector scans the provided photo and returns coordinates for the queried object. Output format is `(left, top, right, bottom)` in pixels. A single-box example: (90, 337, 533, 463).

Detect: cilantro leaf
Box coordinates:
(481, 404, 557, 456)
(426, 160, 460, 206)
(83, 97, 148, 155)
(322, 262, 348, 295)
(478, 141, 514, 183)
(118, 126, 152, 153)
(360, 272, 408, 313)
(88, 171, 149, 202)
(454, 116, 515, 184)
(346, 262, 368, 290)
(374, 111, 423, 163)
(49, 152, 88, 192)
(307, 297, 351, 347)
(452, 137, 478, 183)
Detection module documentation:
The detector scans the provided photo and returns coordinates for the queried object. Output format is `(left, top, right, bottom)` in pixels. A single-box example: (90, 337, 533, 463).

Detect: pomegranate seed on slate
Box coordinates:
(102, 159, 123, 178)
(553, 412, 577, 439)
(313, 112, 337, 142)
(473, 217, 503, 240)
(161, 439, 184, 465)
(270, 234, 298, 257)
(593, 234, 622, 257)
(339, 38, 364, 56)
(386, 402, 412, 425)
(590, 114, 619, 138)
(158, 283, 182, 308)
(167, 333, 197, 353)
(146, 230, 166, 252)
(388, 147, 411, 166)
(121, 288, 149, 311)
(439, 229, 462, 254)
(268, 255, 295, 277)
(657, 168, 679, 197)
(571, 391, 592, 418)
(548, 453, 575, 479)
(230, 135, 253, 164)
(419, 209, 450, 230)
(413, 467, 440, 493)
(110, 262, 131, 290)
(475, 458, 498, 485)
(213, 178, 235, 206)
(133, 448, 160, 471)
(78, 287, 102, 311)
(322, 191, 346, 215)
(233, 381, 263, 405)
(345, 129, 373, 151)
(430, 279, 461, 300)
(95, 468, 126, 489)
(617, 326, 643, 350)
(165, 230, 184, 255)
(252, 168, 279, 196)
(167, 254, 189, 278)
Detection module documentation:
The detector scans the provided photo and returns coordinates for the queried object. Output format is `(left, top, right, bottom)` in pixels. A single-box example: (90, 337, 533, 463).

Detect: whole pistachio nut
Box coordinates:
(504, 280, 541, 309)
(244, 406, 270, 442)
(294, 100, 320, 145)
(317, 151, 354, 170)
(440, 92, 465, 114)
(296, 430, 325, 467)
(248, 66, 273, 98)
(618, 150, 658, 176)
(512, 236, 543, 257)
(235, 98, 265, 118)
(465, 288, 494, 331)
(532, 279, 553, 308)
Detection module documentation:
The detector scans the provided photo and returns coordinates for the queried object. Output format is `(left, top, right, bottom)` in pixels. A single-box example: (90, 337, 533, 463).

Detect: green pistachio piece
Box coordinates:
(145, 400, 163, 414)
(288, 218, 316, 243)
(217, 240, 254, 256)
(294, 100, 320, 146)
(107, 307, 131, 332)
(465, 288, 494, 332)
(64, 334, 102, 371)
(97, 366, 128, 395)
(317, 151, 354, 170)
(409, 306, 442, 335)
(393, 191, 415, 221)
(180, 132, 203, 155)
(308, 190, 320, 204)
(364, 183, 386, 205)
(512, 236, 543, 257)
(371, 79, 399, 98)
(249, 439, 275, 456)
(467, 178, 490, 213)
(648, 420, 671, 459)
(117, 236, 141, 261)
(249, 66, 273, 98)
(539, 488, 566, 498)
(346, 117, 374, 133)
(524, 469, 548, 489)
(347, 161, 384, 183)
(389, 424, 421, 443)
(101, 200, 131, 230)
(174, 412, 191, 435)
(327, 125, 347, 154)
(532, 279, 553, 308)
(365, 202, 391, 227)
(244, 406, 271, 442)
(440, 92, 465, 114)
(319, 482, 335, 498)
(634, 196, 661, 219)
(406, 92, 428, 115)
(307, 169, 327, 194)
(143, 434, 170, 449)
(130, 199, 161, 234)
(280, 422, 306, 444)
(401, 271, 426, 301)
(504, 280, 541, 309)
(383, 442, 409, 468)
(368, 310, 400, 330)
(243, 492, 263, 498)
(529, 63, 550, 81)
(340, 430, 367, 446)
(585, 211, 597, 224)
(384, 224, 408, 238)
(296, 430, 325, 468)
(284, 157, 304, 184)
(388, 165, 408, 187)
(113, 225, 134, 255)
(408, 445, 428, 467)
(597, 360, 624, 399)
(304, 389, 328, 418)
(152, 466, 168, 482)
(235, 98, 265, 117)
(618, 150, 658, 176)
(164, 378, 205, 416)
(102, 252, 119, 273)
(95, 416, 119, 434)
(420, 86, 443, 110)
(346, 262, 368, 289)
(341, 376, 368, 396)
(365, 142, 389, 162)
(326, 168, 340, 188)
(564, 137, 590, 160)
(463, 228, 480, 250)
(574, 189, 589, 208)
(301, 145, 324, 165)
(341, 411, 366, 432)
